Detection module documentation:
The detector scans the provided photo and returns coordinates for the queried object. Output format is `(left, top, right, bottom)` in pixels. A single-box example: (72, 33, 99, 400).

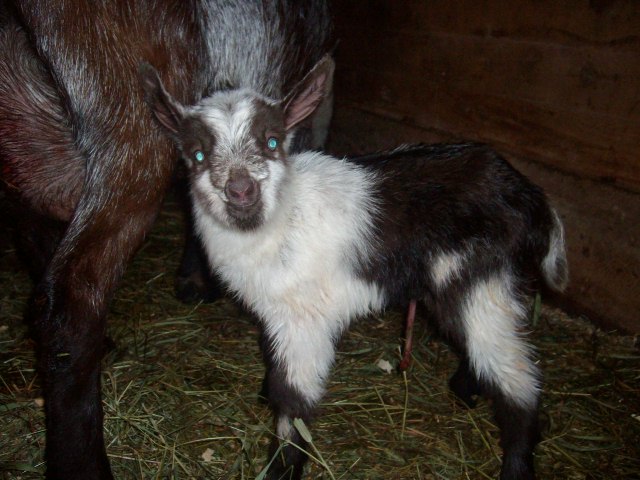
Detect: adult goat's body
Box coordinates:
(0, 1, 331, 478)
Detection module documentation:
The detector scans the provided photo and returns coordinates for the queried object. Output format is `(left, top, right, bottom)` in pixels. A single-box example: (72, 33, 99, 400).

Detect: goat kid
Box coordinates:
(0, 1, 331, 478)
(142, 56, 568, 480)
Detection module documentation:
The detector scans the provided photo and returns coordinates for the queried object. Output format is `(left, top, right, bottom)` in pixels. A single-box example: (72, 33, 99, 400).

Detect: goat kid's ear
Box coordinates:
(139, 62, 185, 137)
(282, 54, 335, 132)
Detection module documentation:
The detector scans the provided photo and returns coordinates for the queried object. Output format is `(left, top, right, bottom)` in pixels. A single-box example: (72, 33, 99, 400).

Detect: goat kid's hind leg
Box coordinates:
(261, 325, 337, 480)
(461, 275, 541, 480)
(8, 207, 67, 283)
(174, 212, 226, 303)
(172, 171, 226, 304)
(448, 356, 484, 408)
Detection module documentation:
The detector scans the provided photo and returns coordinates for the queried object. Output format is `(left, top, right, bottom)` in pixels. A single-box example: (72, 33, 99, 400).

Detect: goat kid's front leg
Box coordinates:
(261, 322, 337, 480)
(266, 393, 313, 480)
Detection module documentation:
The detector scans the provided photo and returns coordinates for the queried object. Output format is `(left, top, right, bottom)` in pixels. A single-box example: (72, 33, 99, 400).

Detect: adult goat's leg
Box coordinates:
(31, 193, 169, 479)
(5, 1, 206, 477)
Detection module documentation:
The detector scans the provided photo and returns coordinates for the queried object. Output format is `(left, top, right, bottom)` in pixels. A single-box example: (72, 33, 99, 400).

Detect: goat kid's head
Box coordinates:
(140, 56, 334, 231)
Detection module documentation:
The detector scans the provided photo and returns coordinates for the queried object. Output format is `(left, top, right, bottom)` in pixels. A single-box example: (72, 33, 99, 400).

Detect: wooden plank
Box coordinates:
(335, 31, 640, 121)
(331, 0, 640, 190)
(333, 0, 640, 46)
(335, 68, 640, 189)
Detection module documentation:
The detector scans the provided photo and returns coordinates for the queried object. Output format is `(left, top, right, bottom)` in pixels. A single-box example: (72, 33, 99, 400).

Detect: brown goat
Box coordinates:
(0, 1, 331, 478)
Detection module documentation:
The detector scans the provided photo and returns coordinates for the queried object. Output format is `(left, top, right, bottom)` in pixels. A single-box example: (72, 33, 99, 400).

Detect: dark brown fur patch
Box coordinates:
(178, 115, 216, 164)
(250, 98, 287, 160)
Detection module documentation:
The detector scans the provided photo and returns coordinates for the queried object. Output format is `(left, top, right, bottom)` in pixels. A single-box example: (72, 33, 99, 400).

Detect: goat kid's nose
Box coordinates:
(225, 176, 259, 207)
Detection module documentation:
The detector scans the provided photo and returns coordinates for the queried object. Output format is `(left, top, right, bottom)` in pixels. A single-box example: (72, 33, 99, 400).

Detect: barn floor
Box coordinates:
(1, 122, 639, 479)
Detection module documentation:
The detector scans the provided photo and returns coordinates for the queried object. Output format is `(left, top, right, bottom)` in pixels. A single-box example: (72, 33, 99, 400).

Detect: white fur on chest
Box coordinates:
(194, 152, 384, 317)
(193, 152, 386, 400)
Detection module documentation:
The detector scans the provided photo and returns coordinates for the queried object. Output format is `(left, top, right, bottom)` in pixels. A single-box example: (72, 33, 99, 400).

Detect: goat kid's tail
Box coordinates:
(541, 209, 569, 292)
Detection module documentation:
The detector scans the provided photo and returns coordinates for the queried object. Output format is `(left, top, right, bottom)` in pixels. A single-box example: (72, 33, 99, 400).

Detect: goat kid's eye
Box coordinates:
(267, 137, 278, 151)
(194, 150, 205, 163)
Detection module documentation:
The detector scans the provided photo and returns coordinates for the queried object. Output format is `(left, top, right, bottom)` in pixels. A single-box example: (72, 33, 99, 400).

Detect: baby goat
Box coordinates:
(141, 56, 568, 480)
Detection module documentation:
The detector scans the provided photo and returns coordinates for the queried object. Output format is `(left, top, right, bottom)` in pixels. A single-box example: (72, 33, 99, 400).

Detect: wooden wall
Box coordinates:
(328, 0, 640, 332)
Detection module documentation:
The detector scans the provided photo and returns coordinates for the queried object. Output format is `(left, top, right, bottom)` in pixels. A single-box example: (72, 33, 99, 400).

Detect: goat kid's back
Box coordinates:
(352, 143, 568, 303)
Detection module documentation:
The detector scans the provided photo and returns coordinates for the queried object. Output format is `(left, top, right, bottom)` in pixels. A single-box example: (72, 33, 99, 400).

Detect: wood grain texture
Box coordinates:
(332, 0, 640, 190)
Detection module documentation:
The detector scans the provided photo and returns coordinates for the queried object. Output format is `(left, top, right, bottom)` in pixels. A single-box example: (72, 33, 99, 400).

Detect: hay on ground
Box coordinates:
(1, 195, 639, 479)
